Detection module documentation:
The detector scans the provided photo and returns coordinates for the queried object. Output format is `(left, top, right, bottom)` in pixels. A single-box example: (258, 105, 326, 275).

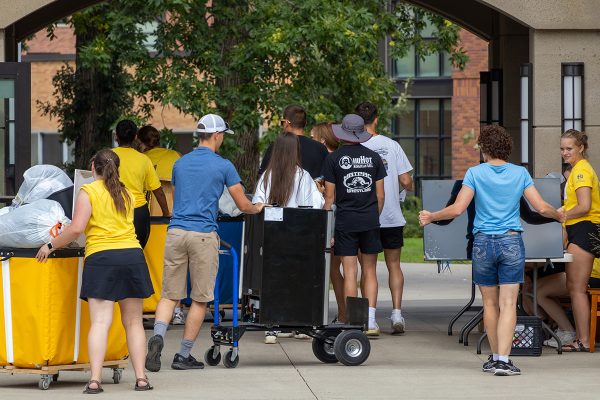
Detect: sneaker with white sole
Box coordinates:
(482, 355, 496, 373)
(366, 321, 380, 337)
(276, 331, 293, 338)
(543, 329, 576, 348)
(391, 314, 405, 334)
(172, 309, 185, 325)
(264, 331, 277, 344)
(294, 332, 311, 340)
(494, 360, 521, 376)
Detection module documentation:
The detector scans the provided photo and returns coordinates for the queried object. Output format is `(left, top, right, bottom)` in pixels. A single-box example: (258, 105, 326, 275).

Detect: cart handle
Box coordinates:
(219, 240, 232, 250)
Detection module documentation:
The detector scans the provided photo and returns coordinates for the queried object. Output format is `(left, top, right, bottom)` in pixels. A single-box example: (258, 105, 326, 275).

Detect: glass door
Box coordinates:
(0, 63, 30, 197)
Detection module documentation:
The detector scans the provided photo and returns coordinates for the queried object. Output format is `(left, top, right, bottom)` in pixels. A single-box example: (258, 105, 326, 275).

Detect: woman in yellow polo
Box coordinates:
(560, 129, 600, 352)
(113, 120, 169, 248)
(36, 149, 154, 393)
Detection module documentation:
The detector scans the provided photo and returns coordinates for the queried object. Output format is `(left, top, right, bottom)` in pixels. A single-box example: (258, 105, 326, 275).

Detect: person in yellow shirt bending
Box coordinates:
(113, 120, 169, 248)
(559, 129, 600, 352)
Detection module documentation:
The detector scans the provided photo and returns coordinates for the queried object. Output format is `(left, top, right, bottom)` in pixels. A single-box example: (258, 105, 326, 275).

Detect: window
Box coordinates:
(390, 14, 453, 79)
(391, 99, 452, 192)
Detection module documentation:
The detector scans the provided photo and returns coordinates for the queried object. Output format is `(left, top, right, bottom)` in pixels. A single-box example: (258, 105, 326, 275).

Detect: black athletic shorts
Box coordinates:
(380, 226, 404, 249)
(334, 228, 382, 256)
(589, 277, 600, 289)
(566, 220, 600, 257)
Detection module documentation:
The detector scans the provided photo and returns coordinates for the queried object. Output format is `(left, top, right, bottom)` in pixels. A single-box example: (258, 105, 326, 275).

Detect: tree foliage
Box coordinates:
(39, 0, 467, 188)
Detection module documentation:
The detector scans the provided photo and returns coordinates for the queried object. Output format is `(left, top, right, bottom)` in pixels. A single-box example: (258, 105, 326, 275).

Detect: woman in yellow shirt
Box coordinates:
(559, 129, 600, 352)
(113, 120, 169, 248)
(137, 125, 181, 180)
(36, 149, 154, 393)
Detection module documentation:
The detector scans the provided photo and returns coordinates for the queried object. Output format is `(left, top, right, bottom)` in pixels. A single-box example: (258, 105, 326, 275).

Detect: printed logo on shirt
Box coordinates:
(576, 173, 585, 182)
(339, 156, 353, 170)
(343, 171, 373, 193)
(373, 149, 388, 171)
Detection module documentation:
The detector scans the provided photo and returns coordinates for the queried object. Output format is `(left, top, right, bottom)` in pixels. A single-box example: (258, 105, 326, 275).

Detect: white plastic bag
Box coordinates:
(12, 165, 73, 208)
(0, 199, 70, 248)
(218, 185, 242, 217)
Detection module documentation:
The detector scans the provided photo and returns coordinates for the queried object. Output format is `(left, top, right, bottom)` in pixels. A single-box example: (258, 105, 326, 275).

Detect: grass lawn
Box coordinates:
(377, 237, 432, 263)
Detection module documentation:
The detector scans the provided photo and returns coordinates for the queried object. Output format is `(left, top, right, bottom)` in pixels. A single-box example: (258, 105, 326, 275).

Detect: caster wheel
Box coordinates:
(333, 330, 370, 366)
(223, 350, 239, 368)
(39, 375, 51, 390)
(52, 373, 59, 382)
(112, 368, 122, 384)
(312, 335, 338, 363)
(204, 346, 222, 366)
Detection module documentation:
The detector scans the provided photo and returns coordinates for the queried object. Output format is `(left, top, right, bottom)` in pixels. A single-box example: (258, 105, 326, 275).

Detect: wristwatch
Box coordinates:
(47, 242, 54, 250)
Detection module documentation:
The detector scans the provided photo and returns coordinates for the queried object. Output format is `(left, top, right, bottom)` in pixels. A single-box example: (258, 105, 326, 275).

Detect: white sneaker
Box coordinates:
(264, 331, 278, 344)
(172, 309, 185, 325)
(391, 314, 405, 334)
(543, 329, 576, 348)
(276, 332, 293, 338)
(366, 321, 380, 337)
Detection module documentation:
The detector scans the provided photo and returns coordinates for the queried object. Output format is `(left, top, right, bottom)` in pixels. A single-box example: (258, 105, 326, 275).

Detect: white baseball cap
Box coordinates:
(195, 114, 234, 134)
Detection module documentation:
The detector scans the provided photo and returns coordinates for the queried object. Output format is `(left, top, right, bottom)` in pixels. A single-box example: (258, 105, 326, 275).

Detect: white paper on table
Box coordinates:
(264, 207, 283, 222)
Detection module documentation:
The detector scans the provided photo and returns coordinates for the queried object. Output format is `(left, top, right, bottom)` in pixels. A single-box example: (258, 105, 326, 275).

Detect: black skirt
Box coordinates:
(80, 248, 154, 302)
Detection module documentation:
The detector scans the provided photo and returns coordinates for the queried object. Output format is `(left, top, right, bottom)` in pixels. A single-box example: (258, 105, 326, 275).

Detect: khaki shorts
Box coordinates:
(161, 228, 219, 303)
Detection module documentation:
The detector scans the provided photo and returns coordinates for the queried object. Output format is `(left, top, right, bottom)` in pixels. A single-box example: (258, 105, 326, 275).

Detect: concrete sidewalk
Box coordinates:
(1, 262, 598, 399)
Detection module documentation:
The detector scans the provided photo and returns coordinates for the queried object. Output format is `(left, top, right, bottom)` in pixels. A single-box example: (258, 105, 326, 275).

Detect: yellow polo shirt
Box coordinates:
(81, 180, 140, 257)
(564, 159, 600, 225)
(112, 147, 161, 208)
(144, 147, 181, 180)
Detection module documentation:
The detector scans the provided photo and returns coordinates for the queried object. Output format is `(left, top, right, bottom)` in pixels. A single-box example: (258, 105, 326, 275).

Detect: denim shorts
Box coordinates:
(472, 232, 525, 286)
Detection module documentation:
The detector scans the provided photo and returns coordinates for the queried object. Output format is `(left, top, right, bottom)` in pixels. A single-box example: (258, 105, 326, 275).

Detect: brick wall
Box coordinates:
(451, 30, 488, 179)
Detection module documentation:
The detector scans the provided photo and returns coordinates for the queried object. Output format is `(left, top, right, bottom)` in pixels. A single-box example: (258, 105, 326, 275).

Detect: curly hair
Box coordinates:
(478, 125, 512, 161)
(561, 129, 588, 158)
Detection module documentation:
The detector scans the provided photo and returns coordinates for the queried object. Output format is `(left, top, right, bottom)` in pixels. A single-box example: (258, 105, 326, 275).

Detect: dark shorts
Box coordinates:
(133, 204, 151, 248)
(334, 228, 383, 256)
(472, 232, 525, 286)
(80, 248, 154, 302)
(566, 221, 600, 257)
(380, 226, 404, 249)
(589, 277, 600, 289)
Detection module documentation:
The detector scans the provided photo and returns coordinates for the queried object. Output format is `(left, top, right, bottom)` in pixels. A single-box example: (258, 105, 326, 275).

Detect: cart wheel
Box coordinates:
(112, 368, 123, 384)
(333, 330, 370, 366)
(312, 335, 338, 363)
(204, 346, 222, 366)
(39, 375, 52, 390)
(52, 373, 59, 382)
(223, 350, 239, 368)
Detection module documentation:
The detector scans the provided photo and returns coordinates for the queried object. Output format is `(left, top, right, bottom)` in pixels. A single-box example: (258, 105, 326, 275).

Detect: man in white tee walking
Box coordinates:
(356, 102, 414, 334)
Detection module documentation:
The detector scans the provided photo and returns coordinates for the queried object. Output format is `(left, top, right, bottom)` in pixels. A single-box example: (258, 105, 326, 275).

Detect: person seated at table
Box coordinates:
(419, 125, 564, 376)
(253, 133, 324, 344)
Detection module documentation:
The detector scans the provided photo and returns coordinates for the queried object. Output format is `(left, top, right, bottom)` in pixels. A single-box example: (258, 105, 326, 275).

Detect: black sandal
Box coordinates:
(83, 380, 104, 394)
(134, 377, 154, 391)
(561, 339, 590, 352)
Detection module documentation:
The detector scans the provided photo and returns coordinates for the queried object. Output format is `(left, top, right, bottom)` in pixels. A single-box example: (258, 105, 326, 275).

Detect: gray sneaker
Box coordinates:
(145, 335, 164, 372)
(172, 309, 185, 325)
(482, 355, 495, 373)
(494, 360, 521, 376)
(171, 353, 205, 370)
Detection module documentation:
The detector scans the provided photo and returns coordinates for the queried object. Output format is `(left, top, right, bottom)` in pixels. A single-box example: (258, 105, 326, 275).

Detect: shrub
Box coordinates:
(401, 195, 423, 238)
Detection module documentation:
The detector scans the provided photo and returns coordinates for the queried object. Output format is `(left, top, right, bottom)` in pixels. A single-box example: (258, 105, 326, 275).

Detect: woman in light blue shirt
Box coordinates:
(419, 125, 564, 376)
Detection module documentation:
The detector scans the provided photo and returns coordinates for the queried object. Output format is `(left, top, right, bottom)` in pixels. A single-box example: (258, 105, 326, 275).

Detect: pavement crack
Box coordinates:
(280, 344, 319, 400)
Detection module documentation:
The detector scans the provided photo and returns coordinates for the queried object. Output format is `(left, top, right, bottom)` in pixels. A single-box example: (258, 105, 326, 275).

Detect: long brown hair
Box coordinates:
(311, 122, 338, 152)
(263, 133, 301, 206)
(91, 149, 131, 215)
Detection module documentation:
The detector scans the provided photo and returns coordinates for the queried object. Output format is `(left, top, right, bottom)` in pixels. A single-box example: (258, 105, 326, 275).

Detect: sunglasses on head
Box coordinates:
(280, 119, 291, 127)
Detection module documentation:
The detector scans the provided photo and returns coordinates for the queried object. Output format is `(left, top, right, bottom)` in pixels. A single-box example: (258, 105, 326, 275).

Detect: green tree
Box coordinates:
(40, 0, 467, 188)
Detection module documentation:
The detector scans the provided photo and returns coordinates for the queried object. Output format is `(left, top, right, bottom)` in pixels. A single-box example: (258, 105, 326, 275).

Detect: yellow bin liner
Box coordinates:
(143, 219, 168, 313)
(0, 250, 128, 368)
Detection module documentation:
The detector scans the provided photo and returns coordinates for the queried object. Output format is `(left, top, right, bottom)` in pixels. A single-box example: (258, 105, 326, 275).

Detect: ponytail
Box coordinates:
(91, 149, 131, 215)
(562, 129, 588, 158)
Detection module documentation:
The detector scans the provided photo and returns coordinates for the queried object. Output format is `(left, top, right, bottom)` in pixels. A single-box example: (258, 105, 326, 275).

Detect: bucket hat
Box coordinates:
(331, 114, 371, 143)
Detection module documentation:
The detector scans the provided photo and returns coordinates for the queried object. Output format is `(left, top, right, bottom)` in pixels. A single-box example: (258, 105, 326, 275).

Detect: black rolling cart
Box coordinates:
(204, 208, 371, 368)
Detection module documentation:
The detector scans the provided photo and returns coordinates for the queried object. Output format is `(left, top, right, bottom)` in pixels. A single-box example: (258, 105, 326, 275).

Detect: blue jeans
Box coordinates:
(472, 232, 525, 286)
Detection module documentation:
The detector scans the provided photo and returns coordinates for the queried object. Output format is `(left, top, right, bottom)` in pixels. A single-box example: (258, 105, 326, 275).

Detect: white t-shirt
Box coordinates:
(253, 167, 324, 209)
(362, 134, 413, 227)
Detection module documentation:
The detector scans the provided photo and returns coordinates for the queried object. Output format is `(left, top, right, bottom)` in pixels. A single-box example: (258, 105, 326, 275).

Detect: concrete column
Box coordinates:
(0, 30, 4, 62)
(531, 30, 600, 176)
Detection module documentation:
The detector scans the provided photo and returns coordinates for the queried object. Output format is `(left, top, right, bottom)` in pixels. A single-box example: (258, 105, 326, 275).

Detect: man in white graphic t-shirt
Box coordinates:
(356, 102, 414, 334)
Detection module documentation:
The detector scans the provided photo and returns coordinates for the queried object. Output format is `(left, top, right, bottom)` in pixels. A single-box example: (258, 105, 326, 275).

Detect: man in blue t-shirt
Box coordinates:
(323, 114, 386, 336)
(146, 114, 264, 372)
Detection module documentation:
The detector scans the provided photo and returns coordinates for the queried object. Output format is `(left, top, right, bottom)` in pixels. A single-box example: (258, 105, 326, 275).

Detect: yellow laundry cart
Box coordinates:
(143, 217, 169, 314)
(0, 248, 128, 390)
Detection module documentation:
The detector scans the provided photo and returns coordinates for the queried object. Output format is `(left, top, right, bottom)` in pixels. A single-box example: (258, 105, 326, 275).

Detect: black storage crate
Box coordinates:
(511, 316, 543, 356)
